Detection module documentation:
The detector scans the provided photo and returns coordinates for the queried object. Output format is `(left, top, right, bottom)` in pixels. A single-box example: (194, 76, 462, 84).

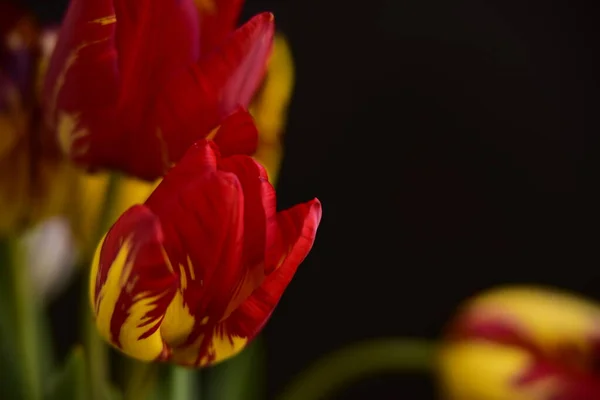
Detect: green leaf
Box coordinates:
(0, 239, 25, 400)
(45, 347, 88, 400)
(204, 337, 266, 400)
(0, 237, 55, 400)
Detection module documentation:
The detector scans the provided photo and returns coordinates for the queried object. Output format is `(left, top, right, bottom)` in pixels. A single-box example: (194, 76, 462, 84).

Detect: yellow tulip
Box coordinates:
(438, 285, 600, 400)
(250, 33, 295, 185)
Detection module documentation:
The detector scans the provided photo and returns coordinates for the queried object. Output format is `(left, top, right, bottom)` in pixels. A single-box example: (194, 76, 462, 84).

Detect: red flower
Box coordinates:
(89, 121, 321, 366)
(43, 0, 274, 180)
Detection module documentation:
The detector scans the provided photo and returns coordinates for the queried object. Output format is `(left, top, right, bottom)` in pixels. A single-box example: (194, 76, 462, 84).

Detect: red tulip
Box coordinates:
(89, 118, 321, 366)
(43, 0, 274, 180)
(195, 0, 244, 54)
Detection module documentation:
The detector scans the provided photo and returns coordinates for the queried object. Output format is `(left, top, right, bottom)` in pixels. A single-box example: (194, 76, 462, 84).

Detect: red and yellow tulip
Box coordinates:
(89, 117, 321, 367)
(43, 0, 274, 180)
(438, 286, 600, 400)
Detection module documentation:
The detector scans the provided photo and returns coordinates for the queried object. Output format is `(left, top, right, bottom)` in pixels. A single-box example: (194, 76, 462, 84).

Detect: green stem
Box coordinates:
(7, 237, 42, 400)
(277, 338, 437, 400)
(169, 366, 199, 400)
(82, 172, 120, 400)
(82, 299, 109, 400)
(123, 361, 157, 400)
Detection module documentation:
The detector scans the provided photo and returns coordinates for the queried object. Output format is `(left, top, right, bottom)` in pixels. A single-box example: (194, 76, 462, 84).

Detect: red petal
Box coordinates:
(42, 0, 119, 156)
(196, 0, 244, 54)
(201, 12, 275, 113)
(226, 198, 322, 340)
(144, 140, 248, 345)
(212, 108, 259, 156)
(152, 13, 274, 165)
(217, 153, 278, 318)
(113, 0, 199, 112)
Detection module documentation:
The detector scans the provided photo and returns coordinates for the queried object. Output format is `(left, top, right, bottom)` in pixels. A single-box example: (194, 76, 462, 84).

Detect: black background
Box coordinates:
(22, 0, 596, 398)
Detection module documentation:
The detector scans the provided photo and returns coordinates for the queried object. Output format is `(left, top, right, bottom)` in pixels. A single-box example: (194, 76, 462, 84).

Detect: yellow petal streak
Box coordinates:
(57, 111, 90, 156)
(205, 331, 247, 366)
(91, 238, 167, 361)
(161, 264, 195, 347)
(438, 341, 560, 400)
(170, 327, 248, 367)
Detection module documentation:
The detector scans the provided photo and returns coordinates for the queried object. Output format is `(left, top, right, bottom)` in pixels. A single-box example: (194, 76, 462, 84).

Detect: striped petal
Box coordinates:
(145, 141, 247, 354)
(90, 204, 178, 361)
(226, 199, 322, 341)
(439, 286, 600, 400)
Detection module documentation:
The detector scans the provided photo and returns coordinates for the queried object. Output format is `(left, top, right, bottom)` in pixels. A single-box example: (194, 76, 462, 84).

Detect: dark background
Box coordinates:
(24, 0, 595, 398)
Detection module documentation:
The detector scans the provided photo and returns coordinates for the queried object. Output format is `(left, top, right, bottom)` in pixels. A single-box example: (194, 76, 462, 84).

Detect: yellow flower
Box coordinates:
(250, 33, 295, 185)
(438, 285, 600, 400)
(71, 172, 160, 256)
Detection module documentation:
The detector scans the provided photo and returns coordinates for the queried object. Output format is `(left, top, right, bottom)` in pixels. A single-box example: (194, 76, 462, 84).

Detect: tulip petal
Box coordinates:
(212, 108, 259, 156)
(195, 0, 244, 54)
(90, 204, 178, 361)
(218, 153, 278, 319)
(169, 322, 248, 367)
(153, 13, 274, 166)
(439, 341, 600, 400)
(145, 141, 247, 348)
(113, 0, 199, 111)
(42, 0, 118, 159)
(201, 12, 275, 115)
(226, 198, 322, 340)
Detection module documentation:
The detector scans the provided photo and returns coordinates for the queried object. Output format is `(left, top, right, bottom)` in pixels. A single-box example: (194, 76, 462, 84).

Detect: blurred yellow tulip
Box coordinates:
(438, 286, 600, 400)
(250, 33, 295, 185)
(71, 172, 160, 257)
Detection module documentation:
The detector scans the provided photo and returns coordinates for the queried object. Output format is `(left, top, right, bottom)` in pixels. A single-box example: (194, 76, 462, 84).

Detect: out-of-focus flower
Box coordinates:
(438, 286, 600, 400)
(22, 216, 77, 301)
(89, 120, 321, 367)
(250, 33, 295, 185)
(0, 4, 76, 236)
(43, 0, 274, 180)
(70, 172, 160, 256)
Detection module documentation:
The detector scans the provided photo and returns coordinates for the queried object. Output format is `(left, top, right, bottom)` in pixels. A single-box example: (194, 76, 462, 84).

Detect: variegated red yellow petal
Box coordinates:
(42, 0, 119, 161)
(169, 321, 247, 367)
(439, 341, 600, 400)
(226, 198, 322, 340)
(441, 286, 600, 400)
(145, 140, 248, 348)
(90, 204, 178, 361)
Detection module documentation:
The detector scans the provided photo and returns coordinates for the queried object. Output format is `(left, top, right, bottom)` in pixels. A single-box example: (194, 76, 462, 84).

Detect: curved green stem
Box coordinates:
(169, 366, 200, 400)
(82, 172, 120, 400)
(277, 338, 437, 400)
